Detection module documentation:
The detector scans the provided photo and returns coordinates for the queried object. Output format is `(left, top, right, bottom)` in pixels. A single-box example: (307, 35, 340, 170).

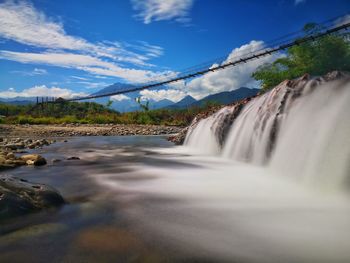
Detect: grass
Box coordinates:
(0, 101, 220, 126)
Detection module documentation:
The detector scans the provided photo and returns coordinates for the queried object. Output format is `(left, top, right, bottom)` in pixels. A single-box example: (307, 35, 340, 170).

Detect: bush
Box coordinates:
(252, 23, 350, 91)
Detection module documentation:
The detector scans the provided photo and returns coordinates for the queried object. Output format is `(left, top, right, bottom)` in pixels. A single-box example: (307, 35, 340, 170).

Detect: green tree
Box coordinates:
(106, 100, 113, 108)
(135, 97, 150, 111)
(252, 23, 350, 91)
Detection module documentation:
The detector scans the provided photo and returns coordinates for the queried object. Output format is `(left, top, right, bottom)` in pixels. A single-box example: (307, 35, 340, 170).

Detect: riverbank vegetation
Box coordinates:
(252, 23, 350, 91)
(0, 101, 218, 126)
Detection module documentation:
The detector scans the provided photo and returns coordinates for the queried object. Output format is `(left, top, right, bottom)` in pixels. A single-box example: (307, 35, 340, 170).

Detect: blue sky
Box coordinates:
(0, 0, 349, 102)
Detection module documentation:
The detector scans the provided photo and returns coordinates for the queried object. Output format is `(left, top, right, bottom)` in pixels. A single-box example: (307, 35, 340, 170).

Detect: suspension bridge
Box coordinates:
(35, 16, 349, 105)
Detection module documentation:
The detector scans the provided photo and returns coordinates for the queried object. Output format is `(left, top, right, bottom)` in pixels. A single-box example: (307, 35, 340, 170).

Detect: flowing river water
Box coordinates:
(1, 74, 350, 262)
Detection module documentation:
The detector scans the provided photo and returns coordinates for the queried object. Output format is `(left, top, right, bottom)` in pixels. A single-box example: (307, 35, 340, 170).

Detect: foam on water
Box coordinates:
(95, 74, 350, 262)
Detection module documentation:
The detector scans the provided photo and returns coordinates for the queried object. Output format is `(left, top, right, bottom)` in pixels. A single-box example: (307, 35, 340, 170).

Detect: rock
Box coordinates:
(6, 152, 15, 159)
(4, 144, 17, 150)
(0, 175, 65, 221)
(12, 160, 26, 166)
(0, 156, 6, 164)
(26, 160, 35, 165)
(28, 143, 36, 149)
(52, 159, 61, 163)
(20, 154, 47, 166)
(67, 156, 80, 160)
(15, 142, 25, 149)
(168, 127, 189, 145)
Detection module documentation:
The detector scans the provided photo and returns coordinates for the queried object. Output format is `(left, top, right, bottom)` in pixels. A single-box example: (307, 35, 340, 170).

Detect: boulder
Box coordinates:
(20, 154, 47, 166)
(0, 175, 65, 221)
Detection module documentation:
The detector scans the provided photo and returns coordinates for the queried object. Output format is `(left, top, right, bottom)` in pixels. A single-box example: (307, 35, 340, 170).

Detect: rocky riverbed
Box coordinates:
(0, 125, 182, 221)
(0, 124, 182, 137)
(0, 137, 56, 170)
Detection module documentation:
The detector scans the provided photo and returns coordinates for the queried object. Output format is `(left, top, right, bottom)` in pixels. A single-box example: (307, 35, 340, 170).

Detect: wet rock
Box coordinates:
(6, 153, 15, 159)
(168, 127, 189, 145)
(0, 175, 65, 221)
(28, 143, 36, 149)
(4, 144, 17, 150)
(0, 156, 6, 164)
(13, 159, 26, 166)
(67, 156, 80, 160)
(20, 154, 47, 166)
(15, 142, 25, 149)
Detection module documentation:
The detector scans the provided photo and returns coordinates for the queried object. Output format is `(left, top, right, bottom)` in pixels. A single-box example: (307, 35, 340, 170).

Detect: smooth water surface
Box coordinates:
(1, 135, 350, 263)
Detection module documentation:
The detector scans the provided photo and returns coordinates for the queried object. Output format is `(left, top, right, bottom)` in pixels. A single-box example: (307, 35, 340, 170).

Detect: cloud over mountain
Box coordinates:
(0, 85, 87, 99)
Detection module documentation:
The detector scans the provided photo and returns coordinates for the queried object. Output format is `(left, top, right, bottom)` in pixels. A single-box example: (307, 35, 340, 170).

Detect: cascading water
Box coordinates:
(184, 106, 239, 154)
(269, 77, 350, 190)
(93, 72, 350, 262)
(185, 72, 350, 190)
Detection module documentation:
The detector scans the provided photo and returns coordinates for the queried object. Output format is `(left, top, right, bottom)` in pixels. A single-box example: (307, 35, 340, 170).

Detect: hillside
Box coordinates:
(166, 95, 197, 109)
(191, 87, 259, 107)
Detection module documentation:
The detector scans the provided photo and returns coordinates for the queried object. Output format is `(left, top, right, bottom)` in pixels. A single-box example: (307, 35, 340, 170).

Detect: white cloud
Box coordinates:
(140, 89, 186, 102)
(11, 67, 47, 76)
(295, 0, 305, 5)
(185, 40, 282, 99)
(0, 1, 168, 82)
(75, 81, 111, 89)
(71, 76, 90, 81)
(110, 94, 131, 101)
(335, 14, 350, 26)
(33, 68, 47, 75)
(138, 41, 283, 101)
(92, 75, 111, 79)
(131, 0, 194, 24)
(0, 50, 172, 83)
(0, 85, 87, 98)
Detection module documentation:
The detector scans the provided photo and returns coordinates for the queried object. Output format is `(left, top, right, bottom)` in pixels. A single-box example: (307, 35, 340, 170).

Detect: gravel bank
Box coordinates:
(0, 124, 182, 137)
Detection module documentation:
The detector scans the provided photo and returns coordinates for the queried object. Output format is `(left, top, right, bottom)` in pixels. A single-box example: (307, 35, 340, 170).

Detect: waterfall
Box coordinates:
(269, 78, 350, 190)
(184, 72, 350, 190)
(184, 106, 239, 154)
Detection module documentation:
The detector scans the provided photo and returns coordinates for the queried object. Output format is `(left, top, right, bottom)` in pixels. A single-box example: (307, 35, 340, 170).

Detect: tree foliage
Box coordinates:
(135, 97, 150, 111)
(0, 100, 219, 126)
(252, 23, 350, 91)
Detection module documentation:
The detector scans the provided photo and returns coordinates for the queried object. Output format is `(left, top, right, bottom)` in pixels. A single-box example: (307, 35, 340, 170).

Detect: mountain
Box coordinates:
(0, 97, 37, 105)
(151, 99, 173, 109)
(90, 82, 175, 112)
(91, 82, 135, 96)
(166, 95, 197, 109)
(191, 87, 259, 107)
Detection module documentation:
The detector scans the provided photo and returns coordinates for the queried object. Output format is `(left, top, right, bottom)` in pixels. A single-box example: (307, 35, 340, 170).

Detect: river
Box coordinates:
(1, 74, 350, 263)
(0, 135, 349, 262)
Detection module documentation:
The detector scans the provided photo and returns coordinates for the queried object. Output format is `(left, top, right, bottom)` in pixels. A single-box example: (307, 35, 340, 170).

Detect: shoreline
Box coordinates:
(0, 124, 183, 137)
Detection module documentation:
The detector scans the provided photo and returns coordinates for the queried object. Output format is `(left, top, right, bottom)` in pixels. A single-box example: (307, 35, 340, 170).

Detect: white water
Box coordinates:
(186, 76, 350, 191)
(184, 106, 237, 154)
(95, 75, 350, 262)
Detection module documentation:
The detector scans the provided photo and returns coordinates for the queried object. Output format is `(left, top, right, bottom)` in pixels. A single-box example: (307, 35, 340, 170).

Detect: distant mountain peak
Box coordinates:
(91, 82, 134, 96)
